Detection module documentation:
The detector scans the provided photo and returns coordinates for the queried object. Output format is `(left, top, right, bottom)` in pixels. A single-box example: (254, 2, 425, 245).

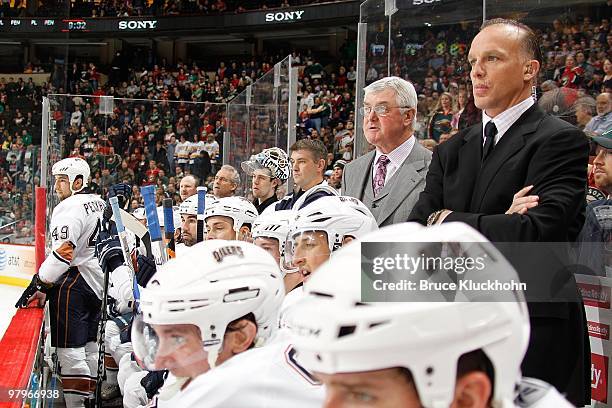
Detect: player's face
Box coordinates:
(469, 24, 535, 117)
(290, 231, 331, 282)
(152, 324, 210, 379)
(316, 368, 422, 408)
(206, 216, 237, 240)
(254, 236, 281, 265)
(54, 175, 72, 201)
(291, 150, 323, 191)
(179, 178, 197, 200)
(252, 169, 275, 200)
(180, 214, 197, 246)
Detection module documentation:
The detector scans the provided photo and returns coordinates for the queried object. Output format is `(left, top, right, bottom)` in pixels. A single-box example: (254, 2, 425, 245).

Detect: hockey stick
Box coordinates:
(196, 187, 207, 243)
(162, 198, 175, 259)
(113, 208, 152, 260)
(93, 204, 115, 407)
(140, 185, 168, 266)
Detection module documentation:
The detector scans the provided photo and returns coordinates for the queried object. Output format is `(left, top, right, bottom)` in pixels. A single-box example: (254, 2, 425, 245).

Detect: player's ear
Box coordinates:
(341, 236, 355, 246)
(72, 177, 83, 191)
(238, 226, 252, 242)
(225, 319, 257, 355)
(450, 371, 491, 408)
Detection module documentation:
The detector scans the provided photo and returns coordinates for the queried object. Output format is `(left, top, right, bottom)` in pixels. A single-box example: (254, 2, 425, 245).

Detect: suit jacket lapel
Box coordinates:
(375, 143, 428, 225)
(470, 105, 542, 211)
(456, 125, 482, 211)
(353, 151, 376, 201)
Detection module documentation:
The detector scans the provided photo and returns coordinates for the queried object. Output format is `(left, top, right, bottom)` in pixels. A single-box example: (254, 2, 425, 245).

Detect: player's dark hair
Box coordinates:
(290, 139, 327, 163)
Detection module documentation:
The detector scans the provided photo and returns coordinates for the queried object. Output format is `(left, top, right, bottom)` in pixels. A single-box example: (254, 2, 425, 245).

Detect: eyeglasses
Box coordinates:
(359, 105, 410, 117)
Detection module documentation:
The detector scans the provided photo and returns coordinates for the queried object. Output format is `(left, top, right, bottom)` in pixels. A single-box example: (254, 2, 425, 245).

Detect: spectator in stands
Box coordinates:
(212, 164, 239, 198)
(428, 92, 455, 142)
(575, 97, 597, 130)
(591, 130, 612, 196)
(584, 92, 611, 135)
(559, 54, 584, 88)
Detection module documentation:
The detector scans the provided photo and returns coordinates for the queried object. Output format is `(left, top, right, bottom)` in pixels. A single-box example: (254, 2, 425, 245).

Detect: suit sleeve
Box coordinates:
(39, 204, 84, 283)
(407, 145, 445, 225)
(444, 128, 588, 241)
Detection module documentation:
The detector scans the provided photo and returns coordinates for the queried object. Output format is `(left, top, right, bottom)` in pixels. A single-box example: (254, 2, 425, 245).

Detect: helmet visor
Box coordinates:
(132, 314, 209, 372)
(284, 230, 331, 273)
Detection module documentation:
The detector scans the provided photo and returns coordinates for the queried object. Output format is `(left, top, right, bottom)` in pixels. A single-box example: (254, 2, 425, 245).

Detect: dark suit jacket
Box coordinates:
(408, 104, 591, 405)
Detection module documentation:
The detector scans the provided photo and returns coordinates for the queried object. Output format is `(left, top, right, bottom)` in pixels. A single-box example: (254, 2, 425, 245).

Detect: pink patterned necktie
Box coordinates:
(373, 155, 390, 197)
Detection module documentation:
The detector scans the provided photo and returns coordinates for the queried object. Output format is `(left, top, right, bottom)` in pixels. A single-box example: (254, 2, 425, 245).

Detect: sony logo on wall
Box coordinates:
(265, 10, 304, 22)
(118, 20, 158, 30)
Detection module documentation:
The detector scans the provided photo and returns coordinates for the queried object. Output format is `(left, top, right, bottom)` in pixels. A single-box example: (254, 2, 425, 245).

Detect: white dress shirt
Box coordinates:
(372, 136, 416, 186)
(482, 96, 534, 146)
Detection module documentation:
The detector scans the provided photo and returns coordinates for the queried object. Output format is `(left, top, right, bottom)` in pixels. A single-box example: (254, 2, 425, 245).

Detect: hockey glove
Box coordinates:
(15, 274, 53, 308)
(102, 183, 133, 222)
(140, 370, 168, 400)
(96, 228, 124, 274)
(120, 318, 132, 344)
(136, 254, 157, 287)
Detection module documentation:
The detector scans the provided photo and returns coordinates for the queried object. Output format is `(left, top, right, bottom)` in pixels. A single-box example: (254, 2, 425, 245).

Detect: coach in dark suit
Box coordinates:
(342, 77, 432, 226)
(409, 19, 590, 405)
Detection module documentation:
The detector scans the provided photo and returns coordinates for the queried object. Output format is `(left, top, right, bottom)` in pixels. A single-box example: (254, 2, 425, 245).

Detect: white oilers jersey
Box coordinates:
(146, 374, 187, 408)
(177, 330, 324, 408)
(515, 377, 574, 408)
(279, 286, 305, 328)
(39, 193, 105, 298)
(175, 243, 189, 256)
(108, 264, 135, 314)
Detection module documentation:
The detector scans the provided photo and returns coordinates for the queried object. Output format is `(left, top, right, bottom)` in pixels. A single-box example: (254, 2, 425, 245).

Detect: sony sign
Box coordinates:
(118, 20, 158, 30)
(265, 10, 304, 23)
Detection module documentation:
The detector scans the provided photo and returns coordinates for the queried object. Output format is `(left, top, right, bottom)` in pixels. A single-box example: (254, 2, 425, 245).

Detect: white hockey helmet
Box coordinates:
(51, 157, 90, 194)
(133, 240, 284, 371)
(252, 210, 296, 275)
(179, 194, 217, 216)
(204, 196, 259, 232)
(241, 147, 291, 182)
(285, 222, 530, 408)
(284, 195, 378, 266)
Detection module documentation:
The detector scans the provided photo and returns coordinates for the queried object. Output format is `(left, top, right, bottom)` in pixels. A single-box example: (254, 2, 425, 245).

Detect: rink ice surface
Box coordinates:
(0, 284, 28, 339)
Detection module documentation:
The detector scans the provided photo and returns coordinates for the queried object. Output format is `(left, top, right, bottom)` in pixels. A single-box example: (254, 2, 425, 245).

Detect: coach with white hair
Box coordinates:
(342, 76, 432, 226)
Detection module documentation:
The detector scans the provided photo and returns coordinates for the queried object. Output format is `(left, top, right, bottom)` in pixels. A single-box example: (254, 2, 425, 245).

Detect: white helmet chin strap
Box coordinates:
(206, 344, 220, 369)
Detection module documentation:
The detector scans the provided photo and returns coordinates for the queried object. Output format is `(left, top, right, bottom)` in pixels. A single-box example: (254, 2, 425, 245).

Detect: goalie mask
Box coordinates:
(241, 147, 291, 182)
